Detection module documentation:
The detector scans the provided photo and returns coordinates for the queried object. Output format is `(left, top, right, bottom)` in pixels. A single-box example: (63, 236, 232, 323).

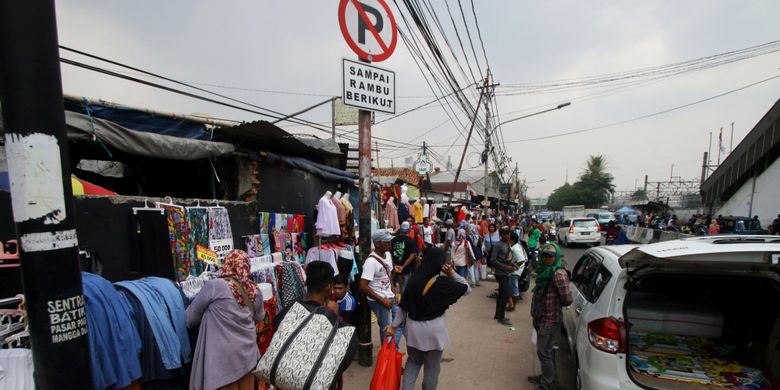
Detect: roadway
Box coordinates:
(343, 240, 594, 389)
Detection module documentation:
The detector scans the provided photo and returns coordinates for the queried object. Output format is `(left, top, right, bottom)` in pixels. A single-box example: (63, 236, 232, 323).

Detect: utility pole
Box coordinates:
(0, 1, 93, 388)
(448, 78, 487, 207)
(332, 98, 337, 140)
(477, 72, 499, 203)
(357, 100, 373, 366)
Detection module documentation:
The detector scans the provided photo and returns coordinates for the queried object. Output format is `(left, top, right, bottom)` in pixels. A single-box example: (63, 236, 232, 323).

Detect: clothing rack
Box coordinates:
(132, 198, 164, 215)
(0, 295, 23, 307)
(155, 196, 184, 210)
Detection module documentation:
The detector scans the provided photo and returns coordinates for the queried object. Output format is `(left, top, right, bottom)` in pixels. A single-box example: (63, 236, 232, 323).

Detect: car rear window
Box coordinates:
(574, 219, 598, 227)
(598, 213, 614, 220)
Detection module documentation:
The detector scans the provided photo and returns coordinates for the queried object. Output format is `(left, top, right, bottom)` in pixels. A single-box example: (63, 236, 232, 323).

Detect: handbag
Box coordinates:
(370, 336, 403, 390)
(253, 302, 355, 390)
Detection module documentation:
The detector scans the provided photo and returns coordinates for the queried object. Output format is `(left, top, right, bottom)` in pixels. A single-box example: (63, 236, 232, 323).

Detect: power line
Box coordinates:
(59, 46, 337, 134)
(469, 0, 491, 71)
(504, 73, 780, 143)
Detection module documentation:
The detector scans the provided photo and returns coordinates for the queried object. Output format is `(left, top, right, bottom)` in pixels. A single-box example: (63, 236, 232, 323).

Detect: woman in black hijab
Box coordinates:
(386, 247, 470, 390)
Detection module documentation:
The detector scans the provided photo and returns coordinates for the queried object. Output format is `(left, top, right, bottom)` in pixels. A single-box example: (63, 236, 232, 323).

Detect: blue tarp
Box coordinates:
(64, 99, 211, 140)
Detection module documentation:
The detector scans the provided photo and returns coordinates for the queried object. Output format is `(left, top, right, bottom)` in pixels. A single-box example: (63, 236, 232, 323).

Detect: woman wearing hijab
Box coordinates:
(386, 247, 471, 390)
(467, 222, 483, 287)
(186, 250, 264, 390)
(451, 229, 475, 279)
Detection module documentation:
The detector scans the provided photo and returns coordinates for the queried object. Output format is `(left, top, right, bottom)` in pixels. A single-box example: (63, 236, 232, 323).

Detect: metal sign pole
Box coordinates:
(0, 1, 93, 388)
(357, 103, 374, 366)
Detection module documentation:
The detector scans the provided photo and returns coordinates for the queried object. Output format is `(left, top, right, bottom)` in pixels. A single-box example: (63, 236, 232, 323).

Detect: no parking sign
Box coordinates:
(338, 0, 398, 62)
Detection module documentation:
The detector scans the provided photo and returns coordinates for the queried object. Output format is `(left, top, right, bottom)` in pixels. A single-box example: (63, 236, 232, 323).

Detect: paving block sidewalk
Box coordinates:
(343, 279, 542, 389)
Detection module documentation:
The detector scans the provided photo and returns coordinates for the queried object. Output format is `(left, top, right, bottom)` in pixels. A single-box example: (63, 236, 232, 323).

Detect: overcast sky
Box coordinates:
(56, 1, 780, 197)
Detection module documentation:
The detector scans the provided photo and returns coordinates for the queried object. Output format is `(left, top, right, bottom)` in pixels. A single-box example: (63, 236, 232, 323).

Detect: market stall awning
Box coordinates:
(71, 175, 117, 196)
(64, 111, 236, 160)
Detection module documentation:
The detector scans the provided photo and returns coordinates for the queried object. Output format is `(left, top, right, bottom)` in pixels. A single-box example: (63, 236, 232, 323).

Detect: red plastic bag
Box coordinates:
(370, 336, 403, 390)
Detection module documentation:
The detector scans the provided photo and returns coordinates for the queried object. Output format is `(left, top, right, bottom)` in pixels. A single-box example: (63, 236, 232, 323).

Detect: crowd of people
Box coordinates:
(183, 205, 780, 390)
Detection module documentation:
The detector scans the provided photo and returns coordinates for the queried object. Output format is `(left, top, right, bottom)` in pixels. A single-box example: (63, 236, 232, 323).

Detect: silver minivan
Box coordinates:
(562, 236, 780, 389)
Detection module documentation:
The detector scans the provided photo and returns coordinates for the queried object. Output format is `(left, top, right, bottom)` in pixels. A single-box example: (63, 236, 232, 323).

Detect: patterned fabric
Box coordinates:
(161, 205, 191, 281)
(244, 234, 264, 258)
(256, 295, 278, 355)
(276, 262, 306, 310)
(220, 250, 258, 308)
(259, 212, 270, 234)
(261, 234, 271, 256)
(268, 213, 277, 233)
(294, 215, 304, 234)
(208, 207, 233, 241)
(253, 302, 355, 390)
(187, 208, 209, 276)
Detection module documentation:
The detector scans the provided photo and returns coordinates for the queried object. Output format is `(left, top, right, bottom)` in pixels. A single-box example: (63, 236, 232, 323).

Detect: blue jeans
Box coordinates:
(455, 265, 469, 279)
(368, 297, 403, 349)
(510, 274, 520, 296)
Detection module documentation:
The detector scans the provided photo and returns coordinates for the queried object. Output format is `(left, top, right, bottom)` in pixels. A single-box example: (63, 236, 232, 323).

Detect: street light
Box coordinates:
(495, 102, 571, 128)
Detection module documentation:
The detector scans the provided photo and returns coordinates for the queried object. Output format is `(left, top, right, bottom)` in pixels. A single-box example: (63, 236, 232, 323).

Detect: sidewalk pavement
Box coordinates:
(343, 277, 542, 389)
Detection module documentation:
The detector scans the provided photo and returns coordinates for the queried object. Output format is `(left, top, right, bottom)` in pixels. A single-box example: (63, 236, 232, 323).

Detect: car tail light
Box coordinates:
(569, 226, 575, 233)
(596, 224, 601, 231)
(588, 317, 625, 354)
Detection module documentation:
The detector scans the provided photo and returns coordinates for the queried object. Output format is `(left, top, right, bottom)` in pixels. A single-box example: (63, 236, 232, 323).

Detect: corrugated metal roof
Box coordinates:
(214, 121, 343, 162)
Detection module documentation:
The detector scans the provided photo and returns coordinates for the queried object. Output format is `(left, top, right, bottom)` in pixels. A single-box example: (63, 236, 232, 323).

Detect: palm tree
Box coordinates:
(579, 155, 615, 205)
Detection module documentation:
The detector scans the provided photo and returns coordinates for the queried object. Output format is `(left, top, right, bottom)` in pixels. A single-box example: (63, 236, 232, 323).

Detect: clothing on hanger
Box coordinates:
(160, 205, 192, 281)
(315, 194, 341, 236)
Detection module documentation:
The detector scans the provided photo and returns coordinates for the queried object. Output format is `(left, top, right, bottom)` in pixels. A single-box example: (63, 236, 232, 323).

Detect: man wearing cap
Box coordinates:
(490, 228, 516, 326)
(391, 222, 419, 294)
(360, 230, 403, 349)
(529, 243, 572, 389)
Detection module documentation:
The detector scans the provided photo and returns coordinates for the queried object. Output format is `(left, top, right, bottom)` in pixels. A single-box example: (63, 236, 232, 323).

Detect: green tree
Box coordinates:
(631, 189, 647, 201)
(577, 155, 615, 207)
(547, 155, 616, 209)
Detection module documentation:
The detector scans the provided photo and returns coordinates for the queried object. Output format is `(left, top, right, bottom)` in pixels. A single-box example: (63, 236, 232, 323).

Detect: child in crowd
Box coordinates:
(333, 274, 357, 326)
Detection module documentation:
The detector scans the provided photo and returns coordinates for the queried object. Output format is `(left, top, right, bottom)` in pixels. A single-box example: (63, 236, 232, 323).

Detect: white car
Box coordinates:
(561, 235, 780, 389)
(558, 217, 601, 247)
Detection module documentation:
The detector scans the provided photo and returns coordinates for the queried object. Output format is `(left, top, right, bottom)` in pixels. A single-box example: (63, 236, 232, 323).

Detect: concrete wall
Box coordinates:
(715, 157, 780, 229)
(622, 225, 691, 244)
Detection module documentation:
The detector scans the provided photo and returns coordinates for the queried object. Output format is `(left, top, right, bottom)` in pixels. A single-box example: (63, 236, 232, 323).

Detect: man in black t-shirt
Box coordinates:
(391, 221, 420, 294)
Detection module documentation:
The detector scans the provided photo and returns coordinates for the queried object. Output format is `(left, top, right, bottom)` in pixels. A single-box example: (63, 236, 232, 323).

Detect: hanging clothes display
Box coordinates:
(304, 246, 340, 276)
(332, 192, 347, 232)
(186, 208, 209, 277)
(255, 295, 278, 355)
(82, 272, 143, 390)
(276, 262, 306, 310)
(384, 198, 400, 230)
(422, 198, 430, 221)
(244, 234, 264, 258)
(315, 193, 341, 236)
(160, 205, 192, 281)
(117, 289, 187, 388)
(130, 210, 176, 280)
(397, 201, 410, 224)
(429, 202, 438, 220)
(115, 278, 192, 371)
(0, 349, 34, 390)
(208, 208, 233, 241)
(341, 195, 355, 237)
(411, 200, 424, 223)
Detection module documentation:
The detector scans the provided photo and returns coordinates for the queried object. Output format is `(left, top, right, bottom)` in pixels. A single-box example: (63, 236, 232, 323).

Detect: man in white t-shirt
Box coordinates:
(359, 229, 403, 348)
(422, 217, 434, 246)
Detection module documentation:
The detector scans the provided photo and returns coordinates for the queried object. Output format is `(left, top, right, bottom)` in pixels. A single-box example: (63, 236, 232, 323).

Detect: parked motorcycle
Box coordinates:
(546, 228, 557, 242)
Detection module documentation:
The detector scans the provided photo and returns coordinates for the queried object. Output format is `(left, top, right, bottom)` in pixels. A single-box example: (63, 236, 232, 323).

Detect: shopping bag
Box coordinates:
(370, 336, 403, 390)
(253, 303, 355, 390)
